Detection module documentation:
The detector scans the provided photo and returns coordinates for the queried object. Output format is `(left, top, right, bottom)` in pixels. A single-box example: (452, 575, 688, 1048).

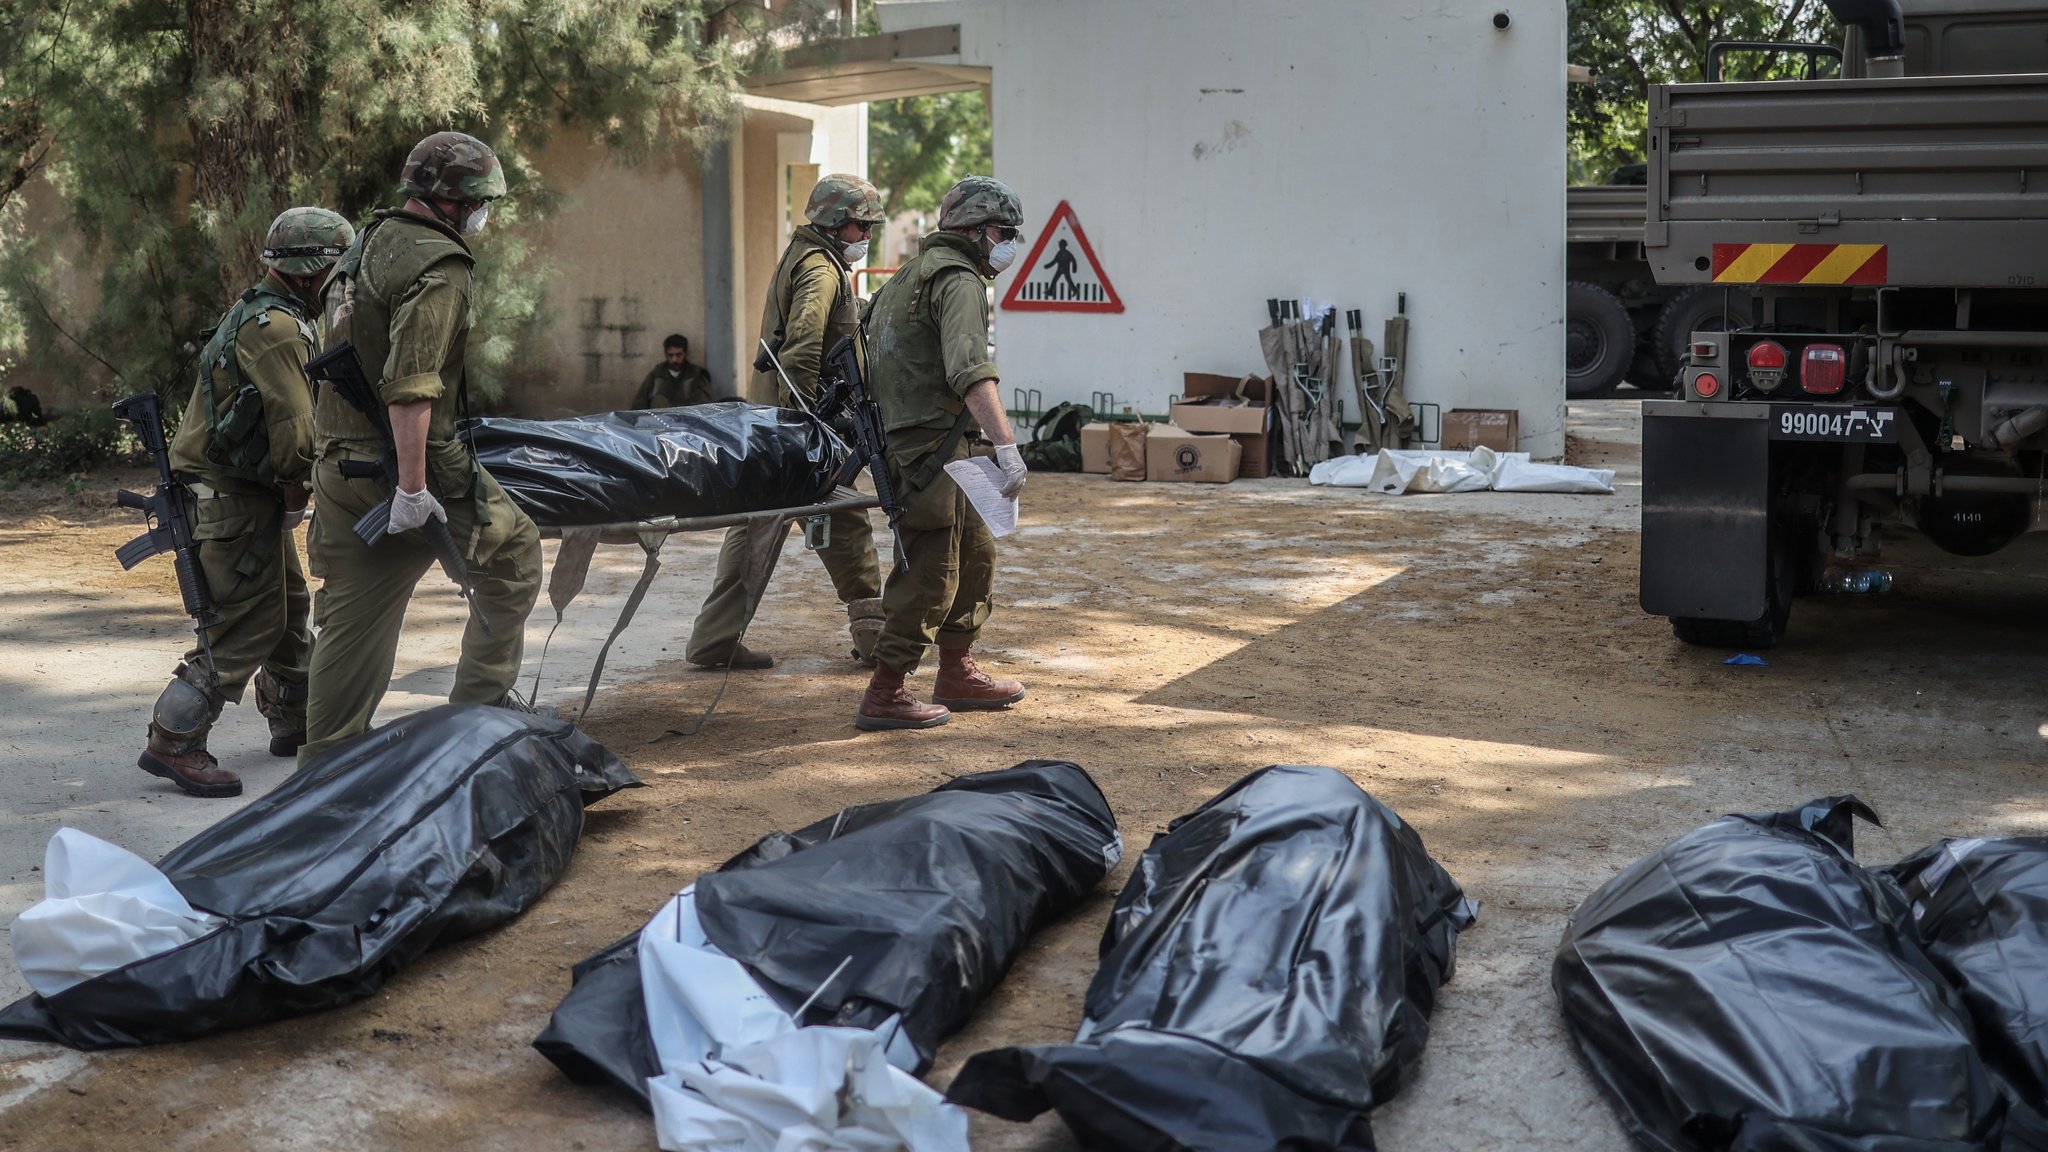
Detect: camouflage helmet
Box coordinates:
(400, 131, 508, 203)
(805, 174, 885, 229)
(937, 176, 1022, 231)
(261, 207, 355, 276)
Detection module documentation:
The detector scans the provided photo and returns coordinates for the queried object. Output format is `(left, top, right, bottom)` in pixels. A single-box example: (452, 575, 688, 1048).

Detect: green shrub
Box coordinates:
(0, 407, 137, 482)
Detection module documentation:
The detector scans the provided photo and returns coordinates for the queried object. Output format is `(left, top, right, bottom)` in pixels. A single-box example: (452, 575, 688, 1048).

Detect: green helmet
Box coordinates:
(805, 174, 884, 229)
(261, 207, 355, 276)
(937, 175, 1022, 230)
(400, 131, 508, 203)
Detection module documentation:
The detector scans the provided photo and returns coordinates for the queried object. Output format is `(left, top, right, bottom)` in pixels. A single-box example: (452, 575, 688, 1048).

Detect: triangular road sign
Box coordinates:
(1001, 200, 1123, 313)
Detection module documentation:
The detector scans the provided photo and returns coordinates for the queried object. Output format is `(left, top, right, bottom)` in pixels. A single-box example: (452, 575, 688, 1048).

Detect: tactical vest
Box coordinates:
(317, 209, 477, 497)
(189, 284, 312, 489)
(755, 226, 863, 402)
(864, 234, 984, 439)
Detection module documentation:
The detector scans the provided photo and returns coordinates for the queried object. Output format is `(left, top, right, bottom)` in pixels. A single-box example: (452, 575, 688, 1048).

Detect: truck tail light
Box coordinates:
(1747, 340, 1789, 392)
(1693, 372, 1721, 399)
(1802, 344, 1846, 395)
(1691, 340, 1720, 361)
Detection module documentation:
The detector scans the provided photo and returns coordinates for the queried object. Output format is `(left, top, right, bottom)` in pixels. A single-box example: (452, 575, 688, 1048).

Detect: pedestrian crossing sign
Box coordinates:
(1000, 200, 1124, 313)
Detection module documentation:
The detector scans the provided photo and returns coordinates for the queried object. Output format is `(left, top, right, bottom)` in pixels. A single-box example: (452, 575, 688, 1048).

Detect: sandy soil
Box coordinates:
(0, 402, 2043, 1150)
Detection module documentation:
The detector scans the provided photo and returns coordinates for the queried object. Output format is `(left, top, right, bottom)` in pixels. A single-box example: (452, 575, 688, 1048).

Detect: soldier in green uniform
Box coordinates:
(299, 131, 542, 764)
(854, 176, 1031, 731)
(138, 207, 355, 797)
(684, 174, 887, 670)
(631, 333, 716, 409)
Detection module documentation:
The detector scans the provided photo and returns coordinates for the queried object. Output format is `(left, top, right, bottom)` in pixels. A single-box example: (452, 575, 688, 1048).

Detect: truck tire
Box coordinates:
(1567, 281, 1633, 398)
(1668, 523, 1796, 649)
(1652, 287, 1754, 382)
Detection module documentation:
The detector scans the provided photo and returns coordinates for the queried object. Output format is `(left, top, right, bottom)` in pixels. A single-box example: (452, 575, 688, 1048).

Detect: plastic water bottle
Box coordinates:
(1823, 568, 1893, 594)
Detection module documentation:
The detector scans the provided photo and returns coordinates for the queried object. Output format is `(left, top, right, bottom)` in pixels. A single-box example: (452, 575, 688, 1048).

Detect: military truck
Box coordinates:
(1567, 181, 1750, 397)
(1640, 0, 2048, 646)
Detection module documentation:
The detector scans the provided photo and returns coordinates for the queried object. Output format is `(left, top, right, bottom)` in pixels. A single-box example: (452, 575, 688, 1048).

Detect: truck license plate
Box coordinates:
(1770, 405, 1899, 443)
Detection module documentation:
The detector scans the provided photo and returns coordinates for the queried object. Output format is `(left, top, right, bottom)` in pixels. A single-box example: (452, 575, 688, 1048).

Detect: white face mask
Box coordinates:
(987, 237, 1019, 273)
(461, 202, 490, 236)
(842, 238, 870, 263)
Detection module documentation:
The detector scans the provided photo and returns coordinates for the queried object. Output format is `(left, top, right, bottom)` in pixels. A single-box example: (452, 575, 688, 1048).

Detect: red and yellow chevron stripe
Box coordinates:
(1711, 243, 1888, 286)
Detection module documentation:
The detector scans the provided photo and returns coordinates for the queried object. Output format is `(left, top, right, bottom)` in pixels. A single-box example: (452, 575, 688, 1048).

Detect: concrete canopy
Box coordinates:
(743, 25, 989, 105)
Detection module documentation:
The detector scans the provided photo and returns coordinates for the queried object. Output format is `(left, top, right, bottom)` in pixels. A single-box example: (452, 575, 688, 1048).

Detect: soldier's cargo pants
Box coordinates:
(300, 452, 542, 764)
(175, 491, 312, 730)
(872, 429, 994, 676)
(684, 504, 881, 664)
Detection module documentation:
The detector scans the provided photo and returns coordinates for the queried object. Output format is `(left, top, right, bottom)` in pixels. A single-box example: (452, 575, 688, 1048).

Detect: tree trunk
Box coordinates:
(185, 0, 304, 295)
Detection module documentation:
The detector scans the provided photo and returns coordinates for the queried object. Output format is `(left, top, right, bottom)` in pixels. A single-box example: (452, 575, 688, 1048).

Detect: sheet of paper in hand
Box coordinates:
(943, 457, 1020, 537)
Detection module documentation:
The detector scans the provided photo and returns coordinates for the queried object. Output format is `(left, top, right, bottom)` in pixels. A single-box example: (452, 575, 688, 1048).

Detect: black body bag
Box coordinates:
(947, 764, 1477, 1152)
(1553, 796, 2008, 1152)
(534, 759, 1122, 1106)
(0, 705, 640, 1048)
(463, 401, 844, 527)
(1890, 836, 2048, 1130)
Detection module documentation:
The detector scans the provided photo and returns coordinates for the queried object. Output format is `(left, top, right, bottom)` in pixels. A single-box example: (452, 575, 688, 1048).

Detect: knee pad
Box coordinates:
(153, 673, 218, 738)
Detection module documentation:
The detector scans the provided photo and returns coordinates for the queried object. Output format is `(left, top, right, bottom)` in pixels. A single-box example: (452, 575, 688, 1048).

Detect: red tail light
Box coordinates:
(1693, 372, 1721, 399)
(1747, 341, 1789, 392)
(1801, 344, 1846, 395)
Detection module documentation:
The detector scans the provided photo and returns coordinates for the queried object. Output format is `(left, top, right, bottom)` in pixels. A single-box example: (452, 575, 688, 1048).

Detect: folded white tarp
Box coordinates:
(1309, 447, 1614, 495)
(638, 888, 968, 1152)
(9, 828, 223, 997)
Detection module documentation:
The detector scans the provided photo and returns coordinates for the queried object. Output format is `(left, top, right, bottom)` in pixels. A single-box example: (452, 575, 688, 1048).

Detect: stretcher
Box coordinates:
(533, 485, 880, 723)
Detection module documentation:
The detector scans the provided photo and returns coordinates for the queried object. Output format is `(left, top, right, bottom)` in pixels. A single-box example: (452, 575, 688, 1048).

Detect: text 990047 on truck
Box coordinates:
(1637, 0, 2048, 648)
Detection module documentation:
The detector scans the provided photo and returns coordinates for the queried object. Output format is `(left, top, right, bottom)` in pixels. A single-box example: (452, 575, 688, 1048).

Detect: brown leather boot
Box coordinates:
(932, 647, 1025, 710)
(138, 724, 242, 798)
(855, 666, 951, 731)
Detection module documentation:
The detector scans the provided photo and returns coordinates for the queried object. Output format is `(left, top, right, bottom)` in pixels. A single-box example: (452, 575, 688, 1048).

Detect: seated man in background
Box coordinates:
(632, 333, 716, 409)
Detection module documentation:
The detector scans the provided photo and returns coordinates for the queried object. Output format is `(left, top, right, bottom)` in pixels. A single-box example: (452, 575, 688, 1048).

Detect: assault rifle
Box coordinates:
(303, 340, 476, 599)
(112, 391, 219, 665)
(757, 335, 904, 536)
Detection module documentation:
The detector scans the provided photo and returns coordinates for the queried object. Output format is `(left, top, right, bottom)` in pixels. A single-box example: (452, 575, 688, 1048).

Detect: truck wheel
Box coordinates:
(1567, 282, 1633, 398)
(1653, 287, 1754, 382)
(1668, 525, 1796, 649)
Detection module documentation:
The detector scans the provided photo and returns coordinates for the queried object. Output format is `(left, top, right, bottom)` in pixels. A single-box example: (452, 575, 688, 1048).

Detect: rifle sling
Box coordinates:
(906, 406, 976, 495)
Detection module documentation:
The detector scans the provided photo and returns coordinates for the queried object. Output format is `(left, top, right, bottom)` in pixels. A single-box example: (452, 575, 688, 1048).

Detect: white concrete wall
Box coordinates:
(880, 0, 1567, 456)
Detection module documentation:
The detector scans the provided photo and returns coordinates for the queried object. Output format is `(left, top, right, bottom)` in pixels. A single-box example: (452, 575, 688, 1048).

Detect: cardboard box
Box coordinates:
(1079, 421, 1113, 474)
(1171, 373, 1273, 478)
(1441, 408, 1520, 452)
(1145, 425, 1242, 483)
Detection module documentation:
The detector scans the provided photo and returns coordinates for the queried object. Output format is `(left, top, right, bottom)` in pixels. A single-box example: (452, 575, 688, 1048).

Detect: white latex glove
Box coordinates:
(993, 444, 1028, 499)
(388, 485, 446, 534)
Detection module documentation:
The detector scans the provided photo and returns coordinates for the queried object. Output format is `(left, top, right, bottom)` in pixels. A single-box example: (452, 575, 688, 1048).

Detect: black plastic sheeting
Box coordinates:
(0, 705, 639, 1049)
(534, 759, 1121, 1107)
(948, 764, 1478, 1152)
(463, 402, 844, 527)
(1890, 837, 2048, 1130)
(1554, 796, 2022, 1152)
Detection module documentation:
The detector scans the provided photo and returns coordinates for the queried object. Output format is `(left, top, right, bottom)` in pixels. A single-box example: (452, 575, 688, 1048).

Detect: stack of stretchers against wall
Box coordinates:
(535, 762, 1475, 1152)
(1556, 796, 2048, 1152)
(462, 402, 873, 714)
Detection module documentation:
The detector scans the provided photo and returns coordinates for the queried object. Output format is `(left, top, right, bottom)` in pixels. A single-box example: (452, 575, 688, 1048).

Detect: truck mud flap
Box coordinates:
(1639, 400, 1769, 621)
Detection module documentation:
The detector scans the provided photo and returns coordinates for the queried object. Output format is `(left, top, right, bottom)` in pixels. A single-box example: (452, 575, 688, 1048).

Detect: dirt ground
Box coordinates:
(0, 399, 2043, 1150)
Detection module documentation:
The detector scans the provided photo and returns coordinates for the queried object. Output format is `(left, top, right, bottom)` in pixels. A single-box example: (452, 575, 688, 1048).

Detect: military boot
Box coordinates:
(253, 667, 307, 757)
(855, 667, 951, 731)
(845, 597, 885, 667)
(932, 647, 1025, 710)
(689, 642, 775, 671)
(138, 667, 241, 798)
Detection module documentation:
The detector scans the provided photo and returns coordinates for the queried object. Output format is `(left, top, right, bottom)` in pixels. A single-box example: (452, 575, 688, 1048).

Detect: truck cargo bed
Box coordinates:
(1647, 73, 2048, 286)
